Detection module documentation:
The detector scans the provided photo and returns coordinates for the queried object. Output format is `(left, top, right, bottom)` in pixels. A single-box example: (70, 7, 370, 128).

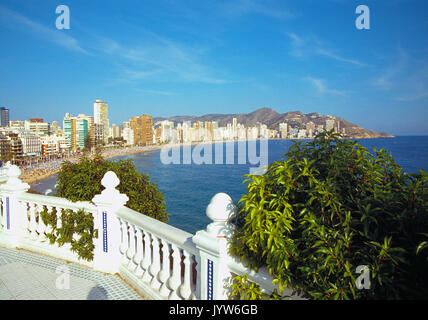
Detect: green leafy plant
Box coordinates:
(229, 275, 263, 300)
(229, 131, 428, 300)
(56, 154, 168, 222)
(40, 206, 98, 261)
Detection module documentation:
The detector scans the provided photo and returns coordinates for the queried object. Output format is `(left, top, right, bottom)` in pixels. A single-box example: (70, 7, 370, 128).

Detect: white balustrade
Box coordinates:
(0, 165, 299, 300)
(133, 227, 144, 277)
(28, 202, 38, 240)
(158, 239, 172, 298)
(37, 205, 47, 242)
(141, 230, 153, 283)
(126, 223, 137, 270)
(0, 197, 5, 230)
(168, 244, 182, 299)
(119, 219, 130, 265)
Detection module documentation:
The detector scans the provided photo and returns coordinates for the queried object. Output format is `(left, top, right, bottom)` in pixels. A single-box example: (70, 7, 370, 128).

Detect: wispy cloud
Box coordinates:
(287, 32, 365, 67)
(306, 76, 347, 96)
(0, 6, 88, 54)
(97, 33, 231, 85)
(373, 49, 428, 102)
(315, 48, 366, 67)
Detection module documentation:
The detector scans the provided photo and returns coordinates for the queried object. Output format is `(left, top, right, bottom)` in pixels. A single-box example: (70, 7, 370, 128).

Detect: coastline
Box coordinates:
(22, 145, 162, 186)
(22, 135, 396, 187)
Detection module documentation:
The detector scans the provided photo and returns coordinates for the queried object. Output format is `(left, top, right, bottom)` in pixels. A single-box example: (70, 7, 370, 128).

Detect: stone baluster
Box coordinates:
(193, 255, 201, 300)
(192, 193, 237, 300)
(126, 224, 137, 270)
(141, 231, 153, 283)
(37, 205, 47, 242)
(158, 239, 172, 298)
(119, 219, 129, 264)
(179, 250, 194, 300)
(28, 203, 38, 240)
(1, 197, 6, 230)
(168, 244, 183, 299)
(44, 206, 53, 237)
(149, 234, 162, 290)
(133, 227, 145, 277)
(20, 202, 30, 237)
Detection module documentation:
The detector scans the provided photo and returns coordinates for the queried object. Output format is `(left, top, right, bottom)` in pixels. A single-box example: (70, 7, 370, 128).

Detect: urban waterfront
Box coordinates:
(31, 136, 428, 234)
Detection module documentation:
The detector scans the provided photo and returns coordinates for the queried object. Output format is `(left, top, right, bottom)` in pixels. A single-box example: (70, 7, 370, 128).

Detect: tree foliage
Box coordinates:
(56, 154, 168, 223)
(229, 131, 428, 299)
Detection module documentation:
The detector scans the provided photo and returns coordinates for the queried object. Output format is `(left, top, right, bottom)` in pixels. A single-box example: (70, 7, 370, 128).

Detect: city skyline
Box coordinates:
(1, 1, 428, 135)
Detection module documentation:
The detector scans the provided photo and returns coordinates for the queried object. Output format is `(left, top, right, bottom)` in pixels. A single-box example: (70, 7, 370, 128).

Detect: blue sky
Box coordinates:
(0, 0, 427, 135)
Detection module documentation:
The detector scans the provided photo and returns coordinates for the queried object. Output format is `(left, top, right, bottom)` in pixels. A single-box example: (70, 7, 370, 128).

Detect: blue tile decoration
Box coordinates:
(207, 259, 213, 300)
(102, 211, 108, 253)
(6, 197, 9, 230)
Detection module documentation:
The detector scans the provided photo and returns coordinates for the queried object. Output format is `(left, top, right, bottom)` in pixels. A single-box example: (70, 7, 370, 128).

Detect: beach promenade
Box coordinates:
(17, 145, 162, 186)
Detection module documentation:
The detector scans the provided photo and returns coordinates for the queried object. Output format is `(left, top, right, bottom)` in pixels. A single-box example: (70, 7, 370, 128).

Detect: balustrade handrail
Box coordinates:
(116, 206, 198, 255)
(0, 166, 301, 300)
(17, 192, 98, 213)
(226, 256, 279, 294)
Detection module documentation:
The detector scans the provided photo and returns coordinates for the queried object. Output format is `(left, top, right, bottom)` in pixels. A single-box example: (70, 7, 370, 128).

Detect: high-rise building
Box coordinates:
(94, 123, 104, 146)
(25, 120, 50, 136)
(279, 123, 288, 139)
(232, 118, 238, 139)
(93, 99, 109, 144)
(0, 107, 9, 127)
(110, 124, 121, 139)
(130, 115, 153, 146)
(77, 114, 94, 148)
(122, 127, 134, 145)
(63, 113, 76, 150)
(76, 118, 88, 150)
(325, 119, 335, 132)
(0, 133, 11, 159)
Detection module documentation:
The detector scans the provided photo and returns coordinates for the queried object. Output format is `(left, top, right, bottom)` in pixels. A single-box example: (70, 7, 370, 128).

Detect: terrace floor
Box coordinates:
(0, 246, 144, 300)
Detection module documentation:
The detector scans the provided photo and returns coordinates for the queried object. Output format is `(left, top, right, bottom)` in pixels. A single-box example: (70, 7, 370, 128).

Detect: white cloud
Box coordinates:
(306, 77, 347, 96)
(315, 48, 366, 67)
(0, 6, 88, 54)
(373, 49, 428, 102)
(97, 33, 230, 85)
(287, 32, 365, 67)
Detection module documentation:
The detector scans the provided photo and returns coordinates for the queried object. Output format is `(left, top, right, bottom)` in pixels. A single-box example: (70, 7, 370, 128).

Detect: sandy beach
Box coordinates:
(20, 145, 162, 186)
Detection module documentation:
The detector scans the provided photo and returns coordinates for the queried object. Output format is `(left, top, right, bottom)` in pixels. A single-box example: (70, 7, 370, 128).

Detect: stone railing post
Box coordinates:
(0, 165, 30, 247)
(192, 193, 237, 300)
(92, 171, 128, 274)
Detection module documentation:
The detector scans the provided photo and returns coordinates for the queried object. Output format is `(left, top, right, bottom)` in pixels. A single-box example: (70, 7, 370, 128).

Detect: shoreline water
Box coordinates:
(22, 135, 397, 187)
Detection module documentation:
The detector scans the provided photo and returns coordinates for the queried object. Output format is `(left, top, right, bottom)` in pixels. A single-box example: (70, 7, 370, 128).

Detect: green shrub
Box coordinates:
(56, 154, 168, 223)
(229, 131, 428, 299)
(40, 206, 97, 261)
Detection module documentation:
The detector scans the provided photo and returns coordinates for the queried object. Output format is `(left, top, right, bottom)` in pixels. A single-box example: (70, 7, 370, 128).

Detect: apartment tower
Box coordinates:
(93, 100, 109, 144)
(130, 115, 153, 146)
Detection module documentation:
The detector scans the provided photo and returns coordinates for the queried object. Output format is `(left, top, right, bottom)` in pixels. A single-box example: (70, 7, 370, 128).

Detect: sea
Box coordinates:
(31, 136, 428, 234)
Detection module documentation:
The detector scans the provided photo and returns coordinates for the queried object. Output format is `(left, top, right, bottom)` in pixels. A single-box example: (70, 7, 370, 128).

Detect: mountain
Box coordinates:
(153, 107, 394, 139)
